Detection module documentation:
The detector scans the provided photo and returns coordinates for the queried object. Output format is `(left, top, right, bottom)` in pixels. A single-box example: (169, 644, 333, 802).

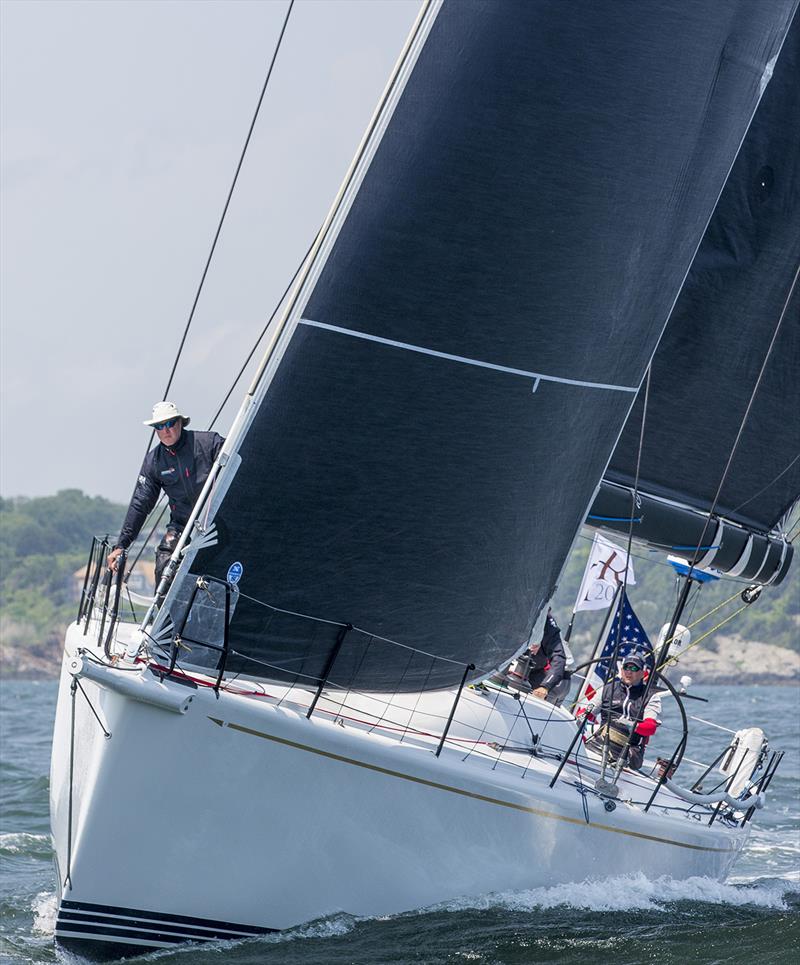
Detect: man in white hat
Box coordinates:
(107, 402, 224, 590)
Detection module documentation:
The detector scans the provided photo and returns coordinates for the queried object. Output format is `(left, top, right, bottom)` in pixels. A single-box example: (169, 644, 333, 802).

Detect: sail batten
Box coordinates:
(164, 0, 797, 690)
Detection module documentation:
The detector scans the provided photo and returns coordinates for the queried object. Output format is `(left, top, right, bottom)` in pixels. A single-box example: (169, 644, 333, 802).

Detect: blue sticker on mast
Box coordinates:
(226, 561, 243, 585)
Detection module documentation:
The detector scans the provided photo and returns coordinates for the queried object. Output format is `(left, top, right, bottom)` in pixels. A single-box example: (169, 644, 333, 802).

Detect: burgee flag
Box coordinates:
(574, 533, 635, 613)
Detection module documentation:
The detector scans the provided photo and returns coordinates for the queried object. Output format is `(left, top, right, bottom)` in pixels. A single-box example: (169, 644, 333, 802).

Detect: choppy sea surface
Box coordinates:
(1, 680, 798, 964)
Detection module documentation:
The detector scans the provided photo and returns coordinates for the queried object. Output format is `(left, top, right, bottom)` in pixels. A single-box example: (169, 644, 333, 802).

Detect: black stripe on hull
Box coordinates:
(56, 935, 173, 961)
(59, 897, 271, 933)
(55, 898, 276, 960)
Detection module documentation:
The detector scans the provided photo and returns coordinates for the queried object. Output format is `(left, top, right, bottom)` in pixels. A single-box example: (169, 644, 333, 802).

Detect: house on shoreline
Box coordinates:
(71, 559, 155, 601)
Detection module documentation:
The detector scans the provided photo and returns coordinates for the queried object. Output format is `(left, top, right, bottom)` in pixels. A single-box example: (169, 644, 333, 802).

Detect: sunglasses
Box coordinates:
(622, 663, 643, 671)
(153, 418, 178, 431)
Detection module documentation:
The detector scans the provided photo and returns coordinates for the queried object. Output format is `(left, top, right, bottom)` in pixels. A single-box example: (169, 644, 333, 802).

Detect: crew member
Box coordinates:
(107, 401, 224, 589)
(525, 609, 569, 704)
(587, 652, 661, 770)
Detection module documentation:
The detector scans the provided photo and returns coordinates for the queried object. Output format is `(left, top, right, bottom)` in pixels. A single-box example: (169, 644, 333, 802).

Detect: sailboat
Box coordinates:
(48, 0, 799, 957)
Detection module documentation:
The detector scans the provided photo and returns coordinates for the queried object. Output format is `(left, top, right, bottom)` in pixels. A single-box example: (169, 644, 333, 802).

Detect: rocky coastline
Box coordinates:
(654, 634, 800, 687)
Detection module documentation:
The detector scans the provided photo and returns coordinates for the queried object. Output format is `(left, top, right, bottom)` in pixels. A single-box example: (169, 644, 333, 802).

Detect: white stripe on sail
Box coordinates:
(299, 318, 638, 393)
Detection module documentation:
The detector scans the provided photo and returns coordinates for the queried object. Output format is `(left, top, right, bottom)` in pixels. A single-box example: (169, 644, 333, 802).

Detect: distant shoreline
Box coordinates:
(2, 636, 797, 687)
(2, 671, 798, 686)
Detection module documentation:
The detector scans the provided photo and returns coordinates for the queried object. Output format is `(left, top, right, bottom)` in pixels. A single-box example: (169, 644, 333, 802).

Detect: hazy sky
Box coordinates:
(1, 0, 420, 502)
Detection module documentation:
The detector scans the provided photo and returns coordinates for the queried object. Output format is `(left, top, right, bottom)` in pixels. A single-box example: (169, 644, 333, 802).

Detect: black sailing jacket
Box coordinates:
(599, 677, 661, 738)
(526, 610, 567, 691)
(116, 429, 224, 550)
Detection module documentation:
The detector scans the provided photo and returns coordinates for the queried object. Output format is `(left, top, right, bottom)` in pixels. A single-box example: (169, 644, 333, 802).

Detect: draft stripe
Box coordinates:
(55, 922, 194, 944)
(212, 716, 737, 855)
(299, 318, 638, 393)
(57, 911, 256, 940)
(58, 899, 272, 934)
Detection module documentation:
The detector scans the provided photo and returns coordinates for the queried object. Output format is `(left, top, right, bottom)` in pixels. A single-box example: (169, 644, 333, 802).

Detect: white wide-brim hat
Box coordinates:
(144, 400, 191, 428)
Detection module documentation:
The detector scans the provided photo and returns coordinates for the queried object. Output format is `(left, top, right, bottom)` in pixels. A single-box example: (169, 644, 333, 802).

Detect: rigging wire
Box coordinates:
(142, 0, 296, 461)
(596, 268, 800, 749)
(682, 579, 702, 634)
(589, 265, 800, 775)
(125, 502, 169, 575)
(684, 262, 800, 571)
(208, 232, 318, 431)
(611, 365, 651, 665)
(726, 452, 800, 519)
(124, 229, 316, 577)
(598, 373, 649, 712)
(124, 0, 296, 576)
(658, 598, 755, 671)
(594, 366, 651, 787)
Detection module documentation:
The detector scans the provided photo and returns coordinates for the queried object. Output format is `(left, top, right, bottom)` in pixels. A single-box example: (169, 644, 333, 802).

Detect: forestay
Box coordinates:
(595, 12, 800, 585)
(165, 0, 797, 690)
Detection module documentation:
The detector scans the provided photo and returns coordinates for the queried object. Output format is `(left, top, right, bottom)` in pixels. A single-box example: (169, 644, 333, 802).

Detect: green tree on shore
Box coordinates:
(0, 490, 124, 650)
(0, 490, 797, 672)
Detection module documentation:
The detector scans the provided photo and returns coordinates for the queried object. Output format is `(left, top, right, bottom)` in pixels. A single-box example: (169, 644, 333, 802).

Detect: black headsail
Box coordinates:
(161, 0, 797, 690)
(592, 12, 800, 585)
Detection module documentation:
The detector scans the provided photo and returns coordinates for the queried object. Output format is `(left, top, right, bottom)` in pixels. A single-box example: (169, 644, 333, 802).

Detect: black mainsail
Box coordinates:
(592, 12, 799, 585)
(163, 0, 798, 690)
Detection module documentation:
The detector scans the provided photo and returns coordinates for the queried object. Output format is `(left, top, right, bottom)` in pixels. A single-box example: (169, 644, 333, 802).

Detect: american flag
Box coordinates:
(580, 593, 654, 705)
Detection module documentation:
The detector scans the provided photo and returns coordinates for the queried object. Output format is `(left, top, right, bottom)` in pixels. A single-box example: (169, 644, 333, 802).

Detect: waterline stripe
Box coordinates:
(58, 898, 271, 934)
(54, 899, 276, 949)
(57, 919, 221, 943)
(57, 911, 255, 940)
(56, 925, 185, 947)
(209, 716, 737, 854)
(299, 318, 638, 393)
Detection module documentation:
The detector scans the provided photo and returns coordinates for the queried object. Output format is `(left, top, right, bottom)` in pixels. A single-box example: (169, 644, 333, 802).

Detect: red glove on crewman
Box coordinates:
(634, 718, 658, 737)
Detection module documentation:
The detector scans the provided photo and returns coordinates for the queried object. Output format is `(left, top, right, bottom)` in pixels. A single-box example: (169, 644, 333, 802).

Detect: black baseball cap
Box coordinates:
(622, 653, 645, 670)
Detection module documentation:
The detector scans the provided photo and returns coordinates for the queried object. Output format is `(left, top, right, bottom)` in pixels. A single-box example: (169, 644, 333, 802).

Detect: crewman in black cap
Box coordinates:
(587, 651, 661, 770)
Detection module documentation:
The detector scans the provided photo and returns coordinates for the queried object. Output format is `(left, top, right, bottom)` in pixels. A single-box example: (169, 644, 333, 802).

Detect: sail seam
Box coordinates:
(299, 318, 638, 393)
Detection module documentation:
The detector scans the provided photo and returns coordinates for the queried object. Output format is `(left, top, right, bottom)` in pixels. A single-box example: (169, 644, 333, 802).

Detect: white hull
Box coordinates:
(50, 621, 748, 955)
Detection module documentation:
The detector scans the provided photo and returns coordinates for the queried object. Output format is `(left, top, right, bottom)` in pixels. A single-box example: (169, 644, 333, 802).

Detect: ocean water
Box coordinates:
(1, 681, 798, 964)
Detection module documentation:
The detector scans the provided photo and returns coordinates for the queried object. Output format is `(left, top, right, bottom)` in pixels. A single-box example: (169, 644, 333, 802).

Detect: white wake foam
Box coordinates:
(31, 891, 57, 936)
(32, 873, 793, 961)
(730, 866, 800, 889)
(275, 914, 357, 941)
(435, 873, 790, 914)
(139, 913, 358, 960)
